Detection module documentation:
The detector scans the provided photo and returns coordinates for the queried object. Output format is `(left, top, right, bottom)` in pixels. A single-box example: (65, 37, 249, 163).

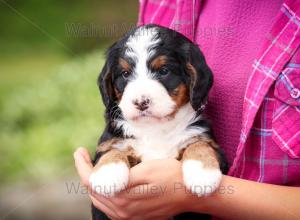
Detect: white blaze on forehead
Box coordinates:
(119, 26, 175, 122)
(125, 26, 160, 78)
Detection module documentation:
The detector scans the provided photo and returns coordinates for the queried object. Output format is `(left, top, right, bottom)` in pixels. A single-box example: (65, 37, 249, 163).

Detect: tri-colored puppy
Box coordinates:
(90, 24, 227, 219)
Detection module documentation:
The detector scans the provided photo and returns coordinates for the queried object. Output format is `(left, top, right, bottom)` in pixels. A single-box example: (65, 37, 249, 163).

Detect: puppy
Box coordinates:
(90, 24, 227, 220)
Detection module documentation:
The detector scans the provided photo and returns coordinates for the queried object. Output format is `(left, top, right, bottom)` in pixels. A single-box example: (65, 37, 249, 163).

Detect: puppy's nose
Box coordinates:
(133, 98, 150, 111)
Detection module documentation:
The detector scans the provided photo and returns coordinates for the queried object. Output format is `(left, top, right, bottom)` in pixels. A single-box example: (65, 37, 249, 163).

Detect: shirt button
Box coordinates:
(290, 88, 300, 99)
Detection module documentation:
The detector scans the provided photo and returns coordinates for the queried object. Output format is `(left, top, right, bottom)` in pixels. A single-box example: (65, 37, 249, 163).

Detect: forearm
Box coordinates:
(190, 175, 300, 220)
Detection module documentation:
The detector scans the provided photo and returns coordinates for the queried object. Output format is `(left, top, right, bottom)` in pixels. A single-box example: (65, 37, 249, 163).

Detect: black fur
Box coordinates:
(92, 24, 227, 220)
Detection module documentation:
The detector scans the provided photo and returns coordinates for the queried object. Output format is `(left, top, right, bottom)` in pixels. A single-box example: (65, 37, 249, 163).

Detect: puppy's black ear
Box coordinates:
(183, 43, 213, 111)
(98, 59, 114, 108)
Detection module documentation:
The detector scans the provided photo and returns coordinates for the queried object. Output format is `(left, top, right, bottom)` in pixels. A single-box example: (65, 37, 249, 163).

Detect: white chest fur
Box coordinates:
(115, 104, 207, 161)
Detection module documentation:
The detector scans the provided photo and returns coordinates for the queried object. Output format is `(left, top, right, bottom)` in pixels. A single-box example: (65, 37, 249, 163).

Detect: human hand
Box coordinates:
(74, 147, 204, 220)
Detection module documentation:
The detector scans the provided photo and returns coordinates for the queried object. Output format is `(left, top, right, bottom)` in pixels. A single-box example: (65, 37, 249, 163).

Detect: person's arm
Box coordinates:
(74, 147, 300, 220)
(193, 175, 300, 220)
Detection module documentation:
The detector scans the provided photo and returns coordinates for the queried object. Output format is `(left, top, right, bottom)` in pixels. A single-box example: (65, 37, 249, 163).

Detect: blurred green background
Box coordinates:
(0, 1, 137, 219)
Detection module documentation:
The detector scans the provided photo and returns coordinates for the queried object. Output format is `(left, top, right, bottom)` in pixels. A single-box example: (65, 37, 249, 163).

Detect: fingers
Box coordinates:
(90, 195, 120, 219)
(78, 147, 92, 163)
(127, 161, 154, 187)
(117, 159, 181, 200)
(116, 184, 159, 200)
(116, 162, 161, 200)
(91, 190, 118, 210)
(74, 147, 93, 187)
(127, 159, 178, 187)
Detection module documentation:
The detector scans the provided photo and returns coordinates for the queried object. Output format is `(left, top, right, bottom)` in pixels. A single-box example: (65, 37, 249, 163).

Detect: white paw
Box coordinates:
(89, 162, 129, 197)
(182, 160, 222, 197)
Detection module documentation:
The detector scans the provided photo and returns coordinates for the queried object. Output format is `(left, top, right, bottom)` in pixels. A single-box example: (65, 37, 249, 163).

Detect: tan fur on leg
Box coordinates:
(181, 139, 220, 169)
(181, 138, 222, 196)
(94, 147, 140, 171)
(90, 139, 140, 196)
(94, 138, 140, 171)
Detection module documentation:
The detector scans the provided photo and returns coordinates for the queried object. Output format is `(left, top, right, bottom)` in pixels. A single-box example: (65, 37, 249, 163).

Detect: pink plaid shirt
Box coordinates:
(138, 0, 300, 185)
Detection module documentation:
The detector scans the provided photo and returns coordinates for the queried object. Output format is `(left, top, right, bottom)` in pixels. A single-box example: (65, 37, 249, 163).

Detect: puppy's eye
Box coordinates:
(122, 70, 131, 79)
(158, 67, 170, 76)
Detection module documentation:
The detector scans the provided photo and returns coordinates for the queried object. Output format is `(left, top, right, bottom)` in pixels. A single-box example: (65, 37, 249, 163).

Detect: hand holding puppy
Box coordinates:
(74, 147, 208, 220)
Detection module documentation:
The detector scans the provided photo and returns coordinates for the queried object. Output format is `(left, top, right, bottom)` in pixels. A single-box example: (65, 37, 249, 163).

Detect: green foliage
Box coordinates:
(0, 0, 137, 186)
(0, 51, 105, 185)
(0, 0, 138, 55)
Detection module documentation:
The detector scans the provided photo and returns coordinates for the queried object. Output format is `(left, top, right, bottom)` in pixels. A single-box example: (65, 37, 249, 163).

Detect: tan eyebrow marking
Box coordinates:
(168, 83, 189, 117)
(119, 58, 131, 71)
(150, 55, 168, 70)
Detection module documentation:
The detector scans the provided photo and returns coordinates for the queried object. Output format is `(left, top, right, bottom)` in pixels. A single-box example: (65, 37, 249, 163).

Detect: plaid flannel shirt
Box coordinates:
(138, 0, 300, 185)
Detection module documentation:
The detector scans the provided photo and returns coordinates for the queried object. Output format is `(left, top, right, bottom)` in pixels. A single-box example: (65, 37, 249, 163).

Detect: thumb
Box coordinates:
(127, 159, 180, 187)
(127, 161, 154, 187)
(74, 147, 93, 187)
(117, 161, 161, 199)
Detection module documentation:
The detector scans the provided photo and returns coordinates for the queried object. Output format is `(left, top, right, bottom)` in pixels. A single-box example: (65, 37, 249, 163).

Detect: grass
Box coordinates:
(0, 50, 106, 185)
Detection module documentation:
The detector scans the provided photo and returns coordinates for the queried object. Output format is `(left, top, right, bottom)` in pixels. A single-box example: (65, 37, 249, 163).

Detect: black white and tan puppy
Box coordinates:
(90, 24, 227, 219)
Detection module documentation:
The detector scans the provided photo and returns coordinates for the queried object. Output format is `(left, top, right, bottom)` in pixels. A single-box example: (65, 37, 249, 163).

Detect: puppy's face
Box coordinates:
(99, 25, 213, 122)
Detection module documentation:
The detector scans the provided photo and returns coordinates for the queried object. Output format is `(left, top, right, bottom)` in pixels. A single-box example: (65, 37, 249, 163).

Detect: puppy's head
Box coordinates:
(98, 24, 213, 122)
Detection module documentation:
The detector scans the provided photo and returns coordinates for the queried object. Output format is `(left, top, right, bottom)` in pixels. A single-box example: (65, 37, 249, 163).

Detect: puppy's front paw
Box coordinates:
(89, 162, 129, 197)
(182, 160, 222, 197)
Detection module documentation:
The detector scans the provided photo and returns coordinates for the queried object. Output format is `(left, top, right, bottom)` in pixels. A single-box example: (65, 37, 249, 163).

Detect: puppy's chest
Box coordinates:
(132, 134, 182, 161)
(119, 126, 204, 161)
(113, 104, 208, 161)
